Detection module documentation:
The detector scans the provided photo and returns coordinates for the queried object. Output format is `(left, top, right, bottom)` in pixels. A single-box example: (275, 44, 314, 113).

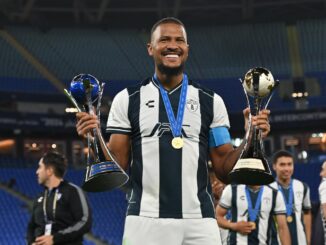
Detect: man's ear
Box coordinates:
(272, 164, 276, 171)
(147, 43, 153, 56)
(46, 166, 54, 176)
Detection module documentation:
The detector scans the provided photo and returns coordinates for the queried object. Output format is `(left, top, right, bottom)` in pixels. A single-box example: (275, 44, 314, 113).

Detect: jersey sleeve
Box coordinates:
(219, 184, 232, 209)
(274, 190, 286, 215)
(319, 181, 326, 204)
(53, 185, 92, 243)
(302, 183, 311, 210)
(210, 94, 230, 129)
(106, 89, 132, 134)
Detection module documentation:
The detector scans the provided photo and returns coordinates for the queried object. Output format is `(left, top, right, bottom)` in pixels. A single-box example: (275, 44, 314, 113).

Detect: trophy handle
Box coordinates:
(96, 82, 105, 116)
(83, 81, 128, 176)
(263, 80, 280, 110)
(64, 89, 83, 112)
(240, 78, 252, 141)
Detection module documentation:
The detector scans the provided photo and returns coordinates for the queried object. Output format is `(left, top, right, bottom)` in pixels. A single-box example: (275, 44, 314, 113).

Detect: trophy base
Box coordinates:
(82, 161, 129, 192)
(228, 168, 274, 185)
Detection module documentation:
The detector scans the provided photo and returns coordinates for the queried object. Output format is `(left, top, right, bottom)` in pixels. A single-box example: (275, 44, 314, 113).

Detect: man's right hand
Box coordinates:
(232, 221, 254, 235)
(76, 112, 100, 138)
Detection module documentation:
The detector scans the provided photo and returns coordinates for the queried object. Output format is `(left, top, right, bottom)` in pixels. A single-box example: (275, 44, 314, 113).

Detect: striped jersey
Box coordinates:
(270, 179, 311, 245)
(219, 184, 286, 245)
(106, 77, 230, 219)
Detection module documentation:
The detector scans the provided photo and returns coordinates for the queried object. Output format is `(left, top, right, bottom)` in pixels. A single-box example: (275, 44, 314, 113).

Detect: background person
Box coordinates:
(26, 151, 92, 245)
(270, 150, 312, 245)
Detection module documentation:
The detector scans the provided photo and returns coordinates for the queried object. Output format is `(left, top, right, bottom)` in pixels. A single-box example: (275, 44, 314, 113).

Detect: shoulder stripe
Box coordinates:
(58, 183, 89, 235)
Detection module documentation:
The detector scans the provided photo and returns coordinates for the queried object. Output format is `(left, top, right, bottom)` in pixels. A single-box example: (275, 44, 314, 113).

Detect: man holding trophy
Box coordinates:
(73, 17, 273, 245)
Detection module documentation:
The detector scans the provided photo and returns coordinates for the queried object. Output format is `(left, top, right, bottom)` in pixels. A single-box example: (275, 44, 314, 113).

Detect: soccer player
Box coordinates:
(216, 184, 291, 245)
(270, 150, 312, 245)
(76, 17, 270, 245)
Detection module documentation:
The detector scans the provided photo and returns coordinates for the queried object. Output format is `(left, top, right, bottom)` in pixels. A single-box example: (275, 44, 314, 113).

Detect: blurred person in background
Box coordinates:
(319, 160, 326, 244)
(270, 150, 311, 245)
(75, 17, 271, 245)
(209, 164, 225, 207)
(209, 165, 229, 244)
(26, 151, 92, 245)
(216, 184, 291, 245)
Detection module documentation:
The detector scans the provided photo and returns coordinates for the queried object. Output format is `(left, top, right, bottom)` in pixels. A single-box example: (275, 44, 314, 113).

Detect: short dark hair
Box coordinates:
(150, 17, 186, 40)
(272, 150, 293, 165)
(42, 151, 67, 178)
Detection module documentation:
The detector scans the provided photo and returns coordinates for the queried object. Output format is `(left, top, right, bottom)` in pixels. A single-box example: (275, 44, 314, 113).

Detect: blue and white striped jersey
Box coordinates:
(219, 184, 286, 245)
(270, 179, 311, 245)
(106, 77, 230, 219)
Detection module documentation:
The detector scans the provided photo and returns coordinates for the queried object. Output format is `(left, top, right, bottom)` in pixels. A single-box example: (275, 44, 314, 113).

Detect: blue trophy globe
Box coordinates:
(64, 74, 129, 192)
(70, 74, 100, 104)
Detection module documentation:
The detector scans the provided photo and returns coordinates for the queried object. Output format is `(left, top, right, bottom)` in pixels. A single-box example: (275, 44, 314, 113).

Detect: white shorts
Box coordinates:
(123, 215, 222, 245)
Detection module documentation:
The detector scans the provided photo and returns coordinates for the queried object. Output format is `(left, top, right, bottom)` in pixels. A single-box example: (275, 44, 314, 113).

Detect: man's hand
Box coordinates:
(243, 108, 271, 138)
(76, 112, 100, 138)
(32, 235, 53, 245)
(211, 180, 225, 203)
(231, 221, 255, 235)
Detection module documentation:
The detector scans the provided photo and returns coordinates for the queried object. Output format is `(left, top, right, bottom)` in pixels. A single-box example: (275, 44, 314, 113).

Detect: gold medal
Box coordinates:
(286, 216, 293, 223)
(249, 221, 256, 230)
(172, 137, 184, 149)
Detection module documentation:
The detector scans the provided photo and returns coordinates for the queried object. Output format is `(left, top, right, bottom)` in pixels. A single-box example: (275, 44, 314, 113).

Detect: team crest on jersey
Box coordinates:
(186, 99, 198, 112)
(263, 197, 271, 205)
(295, 191, 303, 199)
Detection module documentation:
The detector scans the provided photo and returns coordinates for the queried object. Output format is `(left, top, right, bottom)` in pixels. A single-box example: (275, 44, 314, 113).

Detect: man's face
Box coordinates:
(36, 159, 50, 185)
(147, 23, 189, 76)
(273, 156, 294, 182)
(320, 162, 326, 178)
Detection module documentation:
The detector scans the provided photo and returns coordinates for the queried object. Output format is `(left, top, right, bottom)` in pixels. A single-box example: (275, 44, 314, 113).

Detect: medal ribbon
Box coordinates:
(278, 179, 293, 217)
(43, 189, 59, 223)
(245, 186, 264, 222)
(154, 73, 188, 138)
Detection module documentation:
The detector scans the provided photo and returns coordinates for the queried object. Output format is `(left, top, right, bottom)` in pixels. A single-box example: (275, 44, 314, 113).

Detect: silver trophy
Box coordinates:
(228, 67, 279, 185)
(64, 74, 129, 192)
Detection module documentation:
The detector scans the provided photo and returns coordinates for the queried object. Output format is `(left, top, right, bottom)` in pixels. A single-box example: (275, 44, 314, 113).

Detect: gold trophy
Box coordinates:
(228, 67, 279, 185)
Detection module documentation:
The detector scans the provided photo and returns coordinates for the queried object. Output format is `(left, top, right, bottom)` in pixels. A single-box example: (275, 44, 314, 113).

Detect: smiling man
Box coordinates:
(270, 150, 312, 245)
(76, 17, 271, 245)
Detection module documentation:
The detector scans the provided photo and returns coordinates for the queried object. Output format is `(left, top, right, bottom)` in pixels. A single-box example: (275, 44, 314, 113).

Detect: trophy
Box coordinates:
(64, 74, 129, 192)
(228, 67, 279, 185)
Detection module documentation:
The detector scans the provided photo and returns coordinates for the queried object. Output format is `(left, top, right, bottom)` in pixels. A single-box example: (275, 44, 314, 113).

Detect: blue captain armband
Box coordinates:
(209, 127, 231, 148)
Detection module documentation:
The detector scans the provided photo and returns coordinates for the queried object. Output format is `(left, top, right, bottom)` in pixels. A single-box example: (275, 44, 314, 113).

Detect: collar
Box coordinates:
(151, 77, 184, 94)
(45, 179, 65, 191)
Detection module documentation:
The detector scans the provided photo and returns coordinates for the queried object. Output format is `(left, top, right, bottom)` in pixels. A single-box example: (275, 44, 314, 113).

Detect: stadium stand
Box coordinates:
(0, 189, 30, 244)
(0, 167, 127, 245)
(0, 17, 326, 245)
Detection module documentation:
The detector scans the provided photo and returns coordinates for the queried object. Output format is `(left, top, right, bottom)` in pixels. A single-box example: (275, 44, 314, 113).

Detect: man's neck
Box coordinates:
(248, 185, 261, 191)
(278, 177, 291, 187)
(155, 71, 183, 91)
(46, 177, 62, 189)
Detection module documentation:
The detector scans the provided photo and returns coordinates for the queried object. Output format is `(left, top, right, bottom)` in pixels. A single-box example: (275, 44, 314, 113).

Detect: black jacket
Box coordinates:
(26, 180, 92, 244)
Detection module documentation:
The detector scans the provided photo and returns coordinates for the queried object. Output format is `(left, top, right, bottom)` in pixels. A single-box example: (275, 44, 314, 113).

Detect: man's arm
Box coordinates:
(76, 112, 131, 170)
(210, 108, 270, 183)
(216, 205, 253, 235)
(275, 214, 291, 245)
(51, 186, 92, 244)
(303, 210, 312, 245)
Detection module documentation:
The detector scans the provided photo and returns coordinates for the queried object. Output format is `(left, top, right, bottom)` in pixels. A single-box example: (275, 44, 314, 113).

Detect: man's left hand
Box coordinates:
(243, 108, 271, 138)
(33, 235, 53, 245)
